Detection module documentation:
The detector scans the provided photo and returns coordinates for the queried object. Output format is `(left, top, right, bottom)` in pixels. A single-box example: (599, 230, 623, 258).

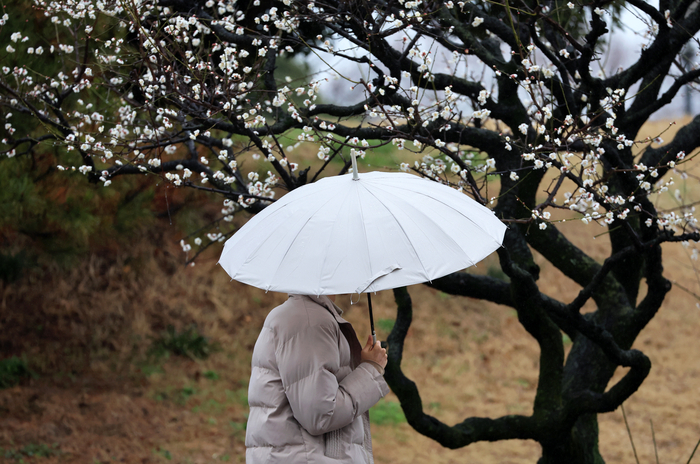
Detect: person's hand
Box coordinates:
(361, 334, 388, 369)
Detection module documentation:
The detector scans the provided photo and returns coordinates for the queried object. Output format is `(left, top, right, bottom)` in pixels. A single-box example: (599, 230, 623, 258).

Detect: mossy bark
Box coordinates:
(538, 414, 605, 464)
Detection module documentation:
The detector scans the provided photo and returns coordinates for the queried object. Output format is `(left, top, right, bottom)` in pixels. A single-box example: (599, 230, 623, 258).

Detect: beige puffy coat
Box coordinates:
(246, 294, 390, 463)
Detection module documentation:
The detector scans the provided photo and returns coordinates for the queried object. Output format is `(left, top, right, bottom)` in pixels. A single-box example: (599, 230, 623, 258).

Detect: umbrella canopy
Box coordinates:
(219, 168, 506, 296)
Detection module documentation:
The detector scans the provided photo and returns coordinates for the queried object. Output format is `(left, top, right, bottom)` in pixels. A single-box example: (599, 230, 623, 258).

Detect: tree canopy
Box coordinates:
(2, 0, 700, 462)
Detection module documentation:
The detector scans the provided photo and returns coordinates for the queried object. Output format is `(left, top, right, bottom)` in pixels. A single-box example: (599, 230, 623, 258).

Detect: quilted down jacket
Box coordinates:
(246, 294, 390, 463)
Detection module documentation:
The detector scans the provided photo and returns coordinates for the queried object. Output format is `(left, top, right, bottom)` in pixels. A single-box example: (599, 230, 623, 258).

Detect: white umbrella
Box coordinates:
(219, 156, 507, 341)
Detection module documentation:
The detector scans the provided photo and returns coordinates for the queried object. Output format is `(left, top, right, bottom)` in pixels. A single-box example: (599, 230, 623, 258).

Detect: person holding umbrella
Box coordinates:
(244, 293, 389, 463)
(219, 154, 507, 463)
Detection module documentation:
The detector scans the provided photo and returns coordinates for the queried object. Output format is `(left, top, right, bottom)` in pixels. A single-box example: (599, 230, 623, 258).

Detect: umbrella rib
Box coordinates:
(223, 182, 338, 275)
(355, 182, 374, 294)
(359, 183, 432, 282)
(373, 181, 504, 253)
(316, 188, 352, 294)
(363, 180, 504, 283)
(266, 186, 349, 293)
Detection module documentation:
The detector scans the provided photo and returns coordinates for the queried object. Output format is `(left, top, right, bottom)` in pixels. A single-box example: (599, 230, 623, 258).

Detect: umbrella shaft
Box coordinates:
(368, 293, 377, 344)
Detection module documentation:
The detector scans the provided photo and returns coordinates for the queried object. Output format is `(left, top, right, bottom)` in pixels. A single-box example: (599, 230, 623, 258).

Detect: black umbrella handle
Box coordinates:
(368, 293, 377, 344)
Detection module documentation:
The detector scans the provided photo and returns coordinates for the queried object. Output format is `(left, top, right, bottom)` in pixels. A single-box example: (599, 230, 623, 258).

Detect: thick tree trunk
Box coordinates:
(539, 415, 604, 464)
(537, 330, 622, 463)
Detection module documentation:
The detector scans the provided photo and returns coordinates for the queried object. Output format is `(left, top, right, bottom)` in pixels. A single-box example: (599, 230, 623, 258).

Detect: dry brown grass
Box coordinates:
(0, 226, 287, 463)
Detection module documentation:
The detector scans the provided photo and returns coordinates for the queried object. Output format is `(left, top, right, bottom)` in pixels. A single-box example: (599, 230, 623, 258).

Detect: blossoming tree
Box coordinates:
(2, 0, 700, 461)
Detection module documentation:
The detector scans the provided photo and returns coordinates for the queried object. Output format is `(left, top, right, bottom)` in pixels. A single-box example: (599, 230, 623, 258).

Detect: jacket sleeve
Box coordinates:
(277, 322, 389, 436)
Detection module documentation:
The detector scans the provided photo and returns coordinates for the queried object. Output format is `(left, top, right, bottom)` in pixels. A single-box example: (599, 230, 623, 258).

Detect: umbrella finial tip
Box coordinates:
(351, 151, 359, 180)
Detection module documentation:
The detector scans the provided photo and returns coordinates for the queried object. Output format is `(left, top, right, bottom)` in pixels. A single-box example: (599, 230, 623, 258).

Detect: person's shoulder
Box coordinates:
(266, 295, 337, 337)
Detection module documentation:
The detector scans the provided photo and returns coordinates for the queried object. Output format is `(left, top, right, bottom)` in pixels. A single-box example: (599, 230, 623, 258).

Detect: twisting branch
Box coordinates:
(497, 248, 565, 414)
(385, 287, 538, 448)
(567, 231, 700, 315)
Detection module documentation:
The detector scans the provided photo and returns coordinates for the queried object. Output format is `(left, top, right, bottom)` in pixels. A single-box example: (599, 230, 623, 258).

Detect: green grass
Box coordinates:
(0, 251, 31, 283)
(0, 356, 35, 389)
(228, 420, 246, 438)
(192, 398, 225, 414)
(1, 442, 61, 460)
(148, 325, 218, 360)
(516, 378, 531, 387)
(225, 387, 248, 406)
(376, 318, 395, 334)
(203, 370, 220, 380)
(369, 399, 406, 426)
(154, 386, 197, 405)
(428, 401, 442, 411)
(153, 447, 172, 461)
(136, 361, 165, 377)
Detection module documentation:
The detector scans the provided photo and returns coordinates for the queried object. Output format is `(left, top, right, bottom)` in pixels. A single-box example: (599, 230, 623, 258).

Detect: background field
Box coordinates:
(1, 120, 699, 464)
